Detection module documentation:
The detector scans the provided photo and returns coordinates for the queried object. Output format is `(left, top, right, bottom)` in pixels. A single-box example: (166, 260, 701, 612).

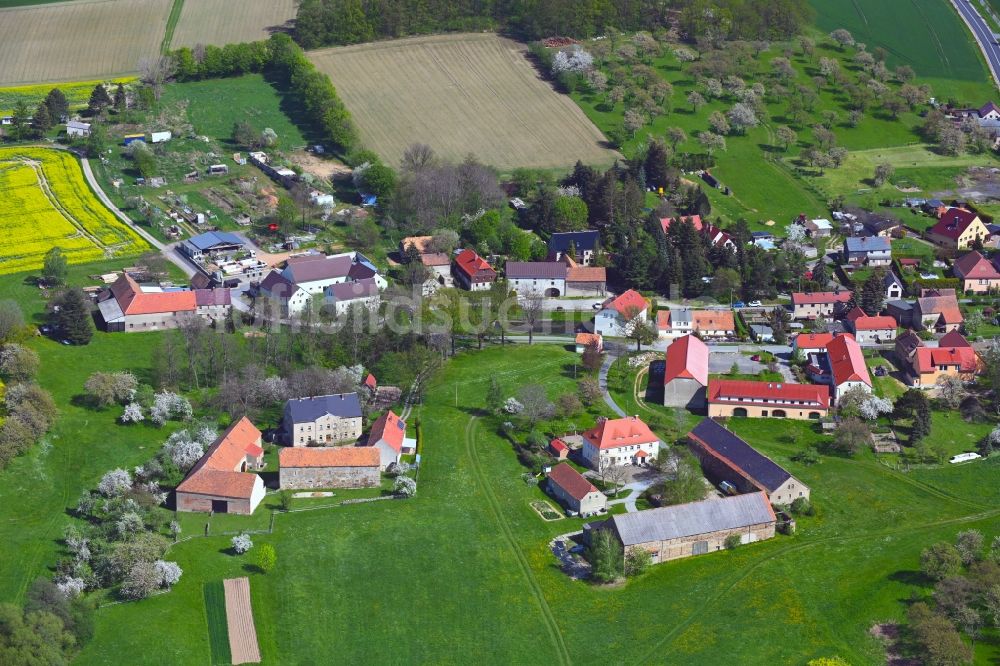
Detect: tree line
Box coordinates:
(292, 0, 813, 50)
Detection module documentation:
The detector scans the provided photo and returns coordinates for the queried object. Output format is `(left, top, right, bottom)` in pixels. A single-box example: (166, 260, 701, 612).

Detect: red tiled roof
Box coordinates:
(659, 215, 703, 234)
(368, 409, 406, 453)
(109, 273, 197, 315)
(364, 373, 377, 389)
(791, 291, 853, 305)
(793, 332, 855, 350)
(693, 310, 735, 331)
(583, 416, 659, 450)
(547, 463, 599, 501)
(851, 314, 897, 331)
(953, 251, 1000, 280)
(913, 346, 980, 375)
(176, 417, 263, 499)
(664, 334, 709, 386)
(917, 295, 963, 324)
(454, 249, 496, 280)
(279, 446, 380, 468)
(707, 379, 830, 409)
(566, 266, 607, 282)
(929, 208, 981, 240)
(845, 306, 866, 322)
(827, 334, 872, 387)
(601, 289, 648, 317)
(634, 450, 649, 457)
(419, 252, 452, 267)
(656, 310, 671, 329)
(575, 333, 603, 348)
(549, 438, 569, 453)
(899, 258, 920, 267)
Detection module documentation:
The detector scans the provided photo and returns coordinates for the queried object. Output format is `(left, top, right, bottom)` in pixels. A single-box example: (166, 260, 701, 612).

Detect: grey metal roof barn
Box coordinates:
(505, 261, 567, 280)
(285, 393, 363, 423)
(608, 493, 774, 546)
(687, 418, 791, 493)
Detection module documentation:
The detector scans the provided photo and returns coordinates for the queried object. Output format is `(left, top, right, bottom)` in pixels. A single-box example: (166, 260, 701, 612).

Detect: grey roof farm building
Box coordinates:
(686, 418, 810, 505)
(595, 492, 776, 564)
(181, 230, 244, 260)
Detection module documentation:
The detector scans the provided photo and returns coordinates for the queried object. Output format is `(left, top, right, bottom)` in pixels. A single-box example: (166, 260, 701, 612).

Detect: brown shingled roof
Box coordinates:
(547, 463, 600, 501)
(279, 446, 380, 468)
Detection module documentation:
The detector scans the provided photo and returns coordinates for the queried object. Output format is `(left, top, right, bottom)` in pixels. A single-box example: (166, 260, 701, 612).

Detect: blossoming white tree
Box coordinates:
(98, 468, 132, 498)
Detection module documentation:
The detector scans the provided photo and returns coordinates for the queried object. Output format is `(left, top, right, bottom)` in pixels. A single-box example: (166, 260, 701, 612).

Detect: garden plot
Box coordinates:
(223, 577, 261, 665)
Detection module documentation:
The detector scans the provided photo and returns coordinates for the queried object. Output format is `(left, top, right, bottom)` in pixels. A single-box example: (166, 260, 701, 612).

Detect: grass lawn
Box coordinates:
(10, 342, 993, 665)
(202, 581, 232, 666)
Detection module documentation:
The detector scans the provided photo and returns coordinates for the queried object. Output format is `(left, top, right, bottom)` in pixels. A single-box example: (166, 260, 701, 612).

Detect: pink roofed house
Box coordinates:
(953, 251, 1000, 293)
(663, 334, 709, 409)
(365, 410, 409, 470)
(594, 290, 649, 337)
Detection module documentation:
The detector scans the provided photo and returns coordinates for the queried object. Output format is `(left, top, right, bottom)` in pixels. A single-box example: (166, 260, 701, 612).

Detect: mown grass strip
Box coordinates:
(160, 0, 185, 54)
(203, 581, 232, 666)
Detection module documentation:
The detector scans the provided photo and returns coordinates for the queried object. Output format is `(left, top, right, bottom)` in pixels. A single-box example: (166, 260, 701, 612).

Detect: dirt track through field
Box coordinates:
(223, 577, 261, 664)
(309, 33, 618, 170)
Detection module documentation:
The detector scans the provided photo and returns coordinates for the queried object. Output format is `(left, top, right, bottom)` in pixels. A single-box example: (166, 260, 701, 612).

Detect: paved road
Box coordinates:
(953, 0, 1000, 89)
(598, 352, 626, 417)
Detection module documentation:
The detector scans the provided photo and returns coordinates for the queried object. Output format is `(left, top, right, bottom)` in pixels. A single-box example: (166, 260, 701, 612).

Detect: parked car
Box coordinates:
(719, 480, 738, 496)
(748, 300, 762, 307)
(750, 354, 761, 361)
(733, 301, 746, 308)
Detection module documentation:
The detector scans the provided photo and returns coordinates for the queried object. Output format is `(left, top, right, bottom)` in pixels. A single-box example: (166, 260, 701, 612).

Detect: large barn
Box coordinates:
(279, 446, 380, 490)
(592, 492, 776, 564)
(175, 417, 266, 515)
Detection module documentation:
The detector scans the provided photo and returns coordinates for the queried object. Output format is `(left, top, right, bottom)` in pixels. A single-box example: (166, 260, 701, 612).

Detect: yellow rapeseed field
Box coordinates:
(0, 147, 149, 275)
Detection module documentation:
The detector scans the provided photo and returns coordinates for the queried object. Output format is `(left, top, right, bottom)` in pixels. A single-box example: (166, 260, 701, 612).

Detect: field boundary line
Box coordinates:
(17, 158, 109, 253)
(464, 417, 572, 665)
(160, 0, 185, 53)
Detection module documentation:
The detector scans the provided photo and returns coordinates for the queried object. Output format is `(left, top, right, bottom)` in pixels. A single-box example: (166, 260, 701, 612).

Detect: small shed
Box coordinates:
(66, 120, 91, 137)
(123, 133, 144, 146)
(150, 130, 172, 143)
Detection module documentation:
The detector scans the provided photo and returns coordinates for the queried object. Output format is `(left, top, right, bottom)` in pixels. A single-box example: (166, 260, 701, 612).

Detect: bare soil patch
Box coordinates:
(287, 150, 352, 181)
(223, 577, 261, 665)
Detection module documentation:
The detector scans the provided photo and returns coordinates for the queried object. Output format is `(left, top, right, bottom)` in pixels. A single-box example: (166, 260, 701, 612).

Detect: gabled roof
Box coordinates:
(364, 373, 377, 389)
(916, 295, 963, 324)
(692, 310, 735, 331)
(419, 252, 452, 267)
(575, 332, 602, 347)
(980, 101, 1000, 117)
(454, 249, 496, 280)
(953, 251, 1000, 280)
(285, 393, 363, 423)
(913, 346, 979, 375)
(279, 446, 380, 468)
(505, 261, 567, 280)
(929, 208, 982, 240)
(259, 270, 299, 297)
(664, 334, 709, 386)
(607, 492, 775, 546)
(600, 290, 648, 318)
(706, 379, 829, 409)
(283, 253, 354, 284)
(547, 463, 600, 501)
(583, 416, 659, 450)
(107, 273, 196, 315)
(549, 438, 569, 454)
(938, 330, 972, 348)
(844, 236, 891, 253)
(548, 230, 600, 252)
(368, 409, 406, 453)
(793, 332, 854, 350)
(852, 315, 897, 331)
(687, 418, 794, 492)
(659, 215, 703, 234)
(566, 266, 606, 282)
(827, 334, 872, 387)
(176, 417, 263, 499)
(791, 291, 853, 305)
(195, 288, 231, 307)
(326, 278, 379, 302)
(883, 272, 903, 289)
(896, 330, 922, 357)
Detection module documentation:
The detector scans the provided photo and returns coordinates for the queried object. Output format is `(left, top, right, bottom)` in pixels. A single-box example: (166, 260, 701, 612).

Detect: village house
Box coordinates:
(897, 331, 980, 388)
(581, 416, 661, 470)
(884, 272, 905, 300)
(845, 307, 898, 345)
(885, 300, 915, 328)
(791, 291, 853, 319)
(660, 214, 734, 249)
(546, 463, 607, 517)
(593, 290, 649, 337)
(548, 438, 570, 460)
(843, 237, 891, 267)
(749, 324, 774, 343)
(926, 208, 990, 250)
(547, 230, 601, 265)
(590, 492, 776, 565)
(948, 101, 1000, 136)
(453, 249, 497, 291)
(687, 418, 811, 505)
(706, 380, 830, 420)
(663, 334, 709, 409)
(826, 334, 872, 402)
(505, 261, 606, 298)
(278, 446, 381, 490)
(260, 251, 386, 316)
(953, 251, 1000, 293)
(656, 308, 735, 339)
(96, 273, 230, 332)
(282, 393, 364, 446)
(324, 278, 380, 316)
(803, 218, 832, 237)
(914, 294, 963, 332)
(175, 417, 266, 515)
(575, 332, 603, 353)
(365, 409, 413, 471)
(792, 331, 855, 355)
(257, 271, 310, 316)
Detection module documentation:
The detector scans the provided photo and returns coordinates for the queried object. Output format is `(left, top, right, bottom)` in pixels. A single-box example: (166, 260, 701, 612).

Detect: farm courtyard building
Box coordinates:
(687, 417, 810, 505)
(663, 334, 709, 409)
(97, 272, 231, 332)
(546, 463, 607, 517)
(592, 492, 776, 565)
(706, 379, 829, 421)
(791, 291, 853, 319)
(278, 446, 380, 490)
(283, 393, 364, 445)
(581, 415, 660, 469)
(175, 417, 266, 515)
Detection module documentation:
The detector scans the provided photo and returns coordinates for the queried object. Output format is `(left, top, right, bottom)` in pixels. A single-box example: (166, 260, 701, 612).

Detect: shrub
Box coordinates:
(791, 447, 820, 465)
(587, 530, 623, 583)
(153, 560, 182, 588)
(724, 534, 742, 550)
(393, 476, 416, 497)
(255, 544, 277, 574)
(231, 533, 253, 554)
(97, 469, 132, 498)
(920, 542, 962, 581)
(119, 561, 159, 600)
(624, 547, 652, 577)
(790, 497, 814, 516)
(279, 490, 293, 511)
